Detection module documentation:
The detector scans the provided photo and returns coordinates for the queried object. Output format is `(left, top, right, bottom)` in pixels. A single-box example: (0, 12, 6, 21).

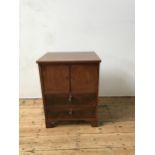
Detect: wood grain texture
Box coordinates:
(71, 64, 98, 93)
(20, 97, 135, 155)
(42, 64, 70, 94)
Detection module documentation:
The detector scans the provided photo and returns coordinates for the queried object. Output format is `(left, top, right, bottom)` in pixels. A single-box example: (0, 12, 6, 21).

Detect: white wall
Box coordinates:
(20, 0, 135, 98)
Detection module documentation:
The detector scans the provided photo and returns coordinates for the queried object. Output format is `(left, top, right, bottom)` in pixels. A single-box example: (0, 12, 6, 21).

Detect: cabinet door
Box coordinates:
(71, 64, 98, 94)
(41, 64, 69, 94)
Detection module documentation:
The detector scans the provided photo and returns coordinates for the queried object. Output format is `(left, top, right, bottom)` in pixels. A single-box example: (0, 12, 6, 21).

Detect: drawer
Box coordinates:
(72, 108, 96, 119)
(47, 110, 72, 120)
(45, 94, 97, 106)
(72, 93, 97, 105)
(44, 94, 69, 106)
(46, 107, 96, 120)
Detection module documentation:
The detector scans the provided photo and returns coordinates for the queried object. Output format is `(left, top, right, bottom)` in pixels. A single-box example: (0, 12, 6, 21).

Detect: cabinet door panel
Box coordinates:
(42, 65, 69, 94)
(71, 64, 98, 93)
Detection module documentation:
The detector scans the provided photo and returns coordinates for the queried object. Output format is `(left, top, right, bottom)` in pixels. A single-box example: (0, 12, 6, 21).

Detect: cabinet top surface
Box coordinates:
(36, 52, 101, 63)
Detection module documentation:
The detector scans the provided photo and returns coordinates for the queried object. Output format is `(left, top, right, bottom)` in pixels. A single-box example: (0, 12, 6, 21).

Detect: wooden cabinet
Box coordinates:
(36, 52, 101, 128)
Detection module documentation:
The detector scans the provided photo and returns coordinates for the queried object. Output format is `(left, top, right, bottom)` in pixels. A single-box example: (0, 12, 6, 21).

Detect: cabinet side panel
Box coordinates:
(38, 64, 46, 97)
(38, 64, 48, 127)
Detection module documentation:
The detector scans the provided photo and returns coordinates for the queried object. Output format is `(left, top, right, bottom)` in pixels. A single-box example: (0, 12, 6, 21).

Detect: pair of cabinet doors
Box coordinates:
(41, 63, 99, 95)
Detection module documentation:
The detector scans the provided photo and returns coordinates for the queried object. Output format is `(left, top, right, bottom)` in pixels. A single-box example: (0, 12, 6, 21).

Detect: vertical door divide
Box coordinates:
(69, 65, 72, 96)
(68, 65, 72, 116)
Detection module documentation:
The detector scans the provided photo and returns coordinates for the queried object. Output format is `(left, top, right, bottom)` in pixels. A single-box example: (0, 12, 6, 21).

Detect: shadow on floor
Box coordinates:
(98, 98, 135, 126)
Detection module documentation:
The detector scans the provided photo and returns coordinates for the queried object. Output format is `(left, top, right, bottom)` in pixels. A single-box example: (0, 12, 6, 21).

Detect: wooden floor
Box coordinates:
(20, 97, 135, 155)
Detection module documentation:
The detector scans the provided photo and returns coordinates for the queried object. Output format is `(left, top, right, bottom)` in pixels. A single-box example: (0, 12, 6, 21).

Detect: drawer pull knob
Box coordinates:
(68, 94, 72, 102)
(69, 110, 72, 115)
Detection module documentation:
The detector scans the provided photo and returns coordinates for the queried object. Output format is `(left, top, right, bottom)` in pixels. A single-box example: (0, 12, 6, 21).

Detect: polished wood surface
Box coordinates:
(19, 97, 135, 155)
(36, 51, 101, 63)
(42, 64, 70, 94)
(71, 64, 98, 93)
(37, 52, 101, 127)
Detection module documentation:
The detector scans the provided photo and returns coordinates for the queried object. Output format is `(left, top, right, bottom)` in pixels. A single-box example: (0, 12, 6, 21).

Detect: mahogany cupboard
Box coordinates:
(36, 52, 101, 128)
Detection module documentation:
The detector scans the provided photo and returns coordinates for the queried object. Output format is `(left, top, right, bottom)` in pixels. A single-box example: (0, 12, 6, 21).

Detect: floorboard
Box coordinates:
(19, 97, 135, 155)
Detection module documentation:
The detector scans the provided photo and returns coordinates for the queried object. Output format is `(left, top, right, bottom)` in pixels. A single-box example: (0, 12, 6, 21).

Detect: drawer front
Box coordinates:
(46, 107, 96, 120)
(45, 94, 69, 106)
(45, 94, 97, 106)
(72, 93, 97, 105)
(72, 108, 96, 119)
(47, 110, 71, 119)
